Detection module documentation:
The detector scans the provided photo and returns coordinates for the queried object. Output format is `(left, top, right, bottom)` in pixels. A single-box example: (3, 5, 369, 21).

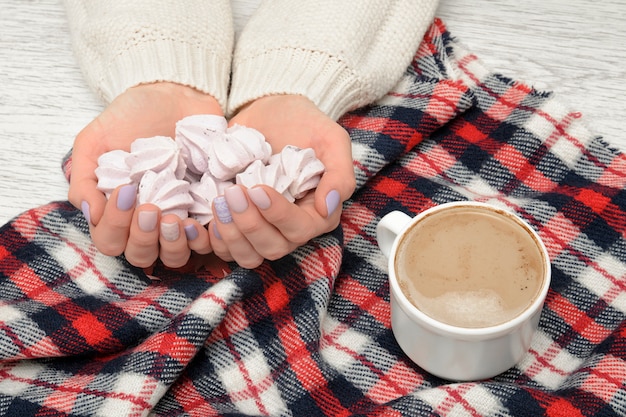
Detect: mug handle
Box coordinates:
(376, 211, 413, 258)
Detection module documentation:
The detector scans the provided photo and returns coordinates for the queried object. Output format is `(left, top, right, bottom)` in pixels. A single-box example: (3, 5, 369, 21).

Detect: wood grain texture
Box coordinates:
(1, 0, 624, 224)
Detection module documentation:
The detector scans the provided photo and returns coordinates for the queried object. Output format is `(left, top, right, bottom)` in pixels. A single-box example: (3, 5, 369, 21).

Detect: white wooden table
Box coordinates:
(1, 0, 625, 225)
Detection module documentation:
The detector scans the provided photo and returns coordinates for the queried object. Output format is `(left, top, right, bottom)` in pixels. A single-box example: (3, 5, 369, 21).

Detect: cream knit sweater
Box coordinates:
(63, 0, 439, 120)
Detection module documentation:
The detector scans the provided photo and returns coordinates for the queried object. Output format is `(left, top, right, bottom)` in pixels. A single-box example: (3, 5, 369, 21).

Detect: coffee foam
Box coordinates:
(406, 287, 513, 328)
(395, 205, 545, 328)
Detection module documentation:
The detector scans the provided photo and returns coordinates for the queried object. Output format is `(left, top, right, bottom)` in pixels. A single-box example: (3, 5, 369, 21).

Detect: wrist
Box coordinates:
(131, 82, 224, 117)
(235, 94, 311, 115)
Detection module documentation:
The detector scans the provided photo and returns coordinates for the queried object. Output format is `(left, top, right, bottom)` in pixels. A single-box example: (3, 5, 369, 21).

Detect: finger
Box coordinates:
(90, 184, 138, 256)
(225, 185, 292, 261)
(67, 122, 109, 226)
(212, 195, 264, 269)
(69, 169, 107, 227)
(247, 185, 328, 244)
(124, 204, 160, 268)
(208, 220, 234, 262)
(313, 127, 356, 218)
(182, 218, 212, 255)
(159, 214, 191, 269)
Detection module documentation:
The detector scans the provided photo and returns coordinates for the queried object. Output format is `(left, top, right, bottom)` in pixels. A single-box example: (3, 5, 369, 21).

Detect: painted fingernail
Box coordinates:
(81, 200, 91, 224)
(248, 187, 271, 210)
(325, 189, 341, 217)
(161, 221, 179, 241)
(184, 224, 199, 241)
(214, 196, 232, 223)
(213, 222, 222, 240)
(117, 184, 137, 211)
(138, 210, 158, 232)
(225, 186, 248, 213)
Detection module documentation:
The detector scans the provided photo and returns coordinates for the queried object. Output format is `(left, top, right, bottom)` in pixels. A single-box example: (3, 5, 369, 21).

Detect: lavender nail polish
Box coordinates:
(81, 200, 91, 224)
(213, 222, 222, 240)
(184, 224, 199, 241)
(325, 189, 341, 217)
(213, 196, 233, 223)
(117, 184, 137, 211)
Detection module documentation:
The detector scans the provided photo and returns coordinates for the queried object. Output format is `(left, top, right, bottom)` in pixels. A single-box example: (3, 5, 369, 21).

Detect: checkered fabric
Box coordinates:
(2, 19, 625, 416)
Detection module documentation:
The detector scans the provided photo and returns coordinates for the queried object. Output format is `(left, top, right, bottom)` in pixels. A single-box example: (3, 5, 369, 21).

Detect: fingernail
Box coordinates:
(224, 185, 248, 213)
(81, 200, 91, 224)
(117, 184, 137, 211)
(138, 210, 158, 232)
(184, 224, 199, 241)
(161, 221, 179, 241)
(248, 187, 271, 210)
(213, 196, 232, 223)
(213, 222, 222, 240)
(325, 190, 341, 217)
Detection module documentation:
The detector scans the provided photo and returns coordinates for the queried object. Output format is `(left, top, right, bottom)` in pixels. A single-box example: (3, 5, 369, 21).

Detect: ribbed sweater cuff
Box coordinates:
(95, 40, 231, 111)
(228, 48, 363, 120)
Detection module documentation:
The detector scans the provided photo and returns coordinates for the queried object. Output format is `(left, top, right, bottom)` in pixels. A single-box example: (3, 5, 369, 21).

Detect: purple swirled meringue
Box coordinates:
(175, 114, 228, 175)
(236, 146, 325, 202)
(277, 146, 325, 199)
(137, 169, 193, 218)
(207, 124, 272, 181)
(127, 136, 187, 182)
(95, 117, 326, 221)
(95, 149, 132, 198)
(236, 159, 294, 201)
(188, 172, 234, 225)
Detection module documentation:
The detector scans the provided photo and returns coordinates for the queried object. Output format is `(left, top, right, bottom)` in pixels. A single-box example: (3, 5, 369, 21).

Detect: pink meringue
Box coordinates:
(237, 160, 294, 201)
(137, 169, 193, 218)
(189, 173, 233, 225)
(207, 124, 272, 180)
(95, 149, 132, 198)
(95, 116, 326, 222)
(277, 146, 325, 199)
(236, 146, 325, 202)
(176, 114, 228, 175)
(127, 136, 187, 182)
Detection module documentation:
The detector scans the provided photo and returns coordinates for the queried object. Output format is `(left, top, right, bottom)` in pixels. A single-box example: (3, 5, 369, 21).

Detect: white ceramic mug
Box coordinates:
(377, 201, 551, 381)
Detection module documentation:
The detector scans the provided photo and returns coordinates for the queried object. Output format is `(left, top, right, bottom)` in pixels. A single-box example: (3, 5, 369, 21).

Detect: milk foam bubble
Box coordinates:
(415, 289, 510, 328)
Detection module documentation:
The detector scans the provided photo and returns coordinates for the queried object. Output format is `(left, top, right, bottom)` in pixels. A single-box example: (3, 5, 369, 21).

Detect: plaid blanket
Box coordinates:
(1, 19, 625, 416)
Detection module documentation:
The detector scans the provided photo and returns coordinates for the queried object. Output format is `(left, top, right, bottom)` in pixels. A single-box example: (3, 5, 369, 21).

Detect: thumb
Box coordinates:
(68, 167, 108, 227)
(67, 129, 109, 226)
(313, 163, 356, 219)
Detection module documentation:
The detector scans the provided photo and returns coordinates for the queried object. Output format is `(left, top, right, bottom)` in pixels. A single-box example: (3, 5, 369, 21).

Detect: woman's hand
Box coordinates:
(209, 94, 356, 268)
(68, 82, 221, 268)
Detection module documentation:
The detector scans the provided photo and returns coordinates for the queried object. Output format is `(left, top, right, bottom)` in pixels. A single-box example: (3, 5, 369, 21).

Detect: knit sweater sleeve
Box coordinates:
(228, 0, 439, 120)
(62, 0, 234, 110)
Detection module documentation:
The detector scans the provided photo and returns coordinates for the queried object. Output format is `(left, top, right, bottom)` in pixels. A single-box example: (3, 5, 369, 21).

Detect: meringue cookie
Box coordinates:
(236, 159, 294, 201)
(188, 172, 233, 225)
(95, 117, 326, 223)
(176, 114, 228, 175)
(236, 146, 325, 202)
(278, 146, 325, 199)
(127, 136, 187, 182)
(207, 124, 272, 180)
(137, 169, 193, 218)
(95, 149, 132, 198)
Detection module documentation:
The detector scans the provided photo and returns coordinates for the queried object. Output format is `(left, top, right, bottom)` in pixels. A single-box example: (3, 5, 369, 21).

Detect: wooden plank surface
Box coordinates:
(1, 0, 624, 225)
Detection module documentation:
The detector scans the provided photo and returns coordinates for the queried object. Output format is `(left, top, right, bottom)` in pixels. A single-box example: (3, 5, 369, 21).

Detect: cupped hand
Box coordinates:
(68, 82, 222, 268)
(209, 94, 356, 268)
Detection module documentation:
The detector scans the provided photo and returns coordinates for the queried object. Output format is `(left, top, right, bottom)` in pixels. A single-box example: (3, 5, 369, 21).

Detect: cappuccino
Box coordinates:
(396, 205, 545, 328)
